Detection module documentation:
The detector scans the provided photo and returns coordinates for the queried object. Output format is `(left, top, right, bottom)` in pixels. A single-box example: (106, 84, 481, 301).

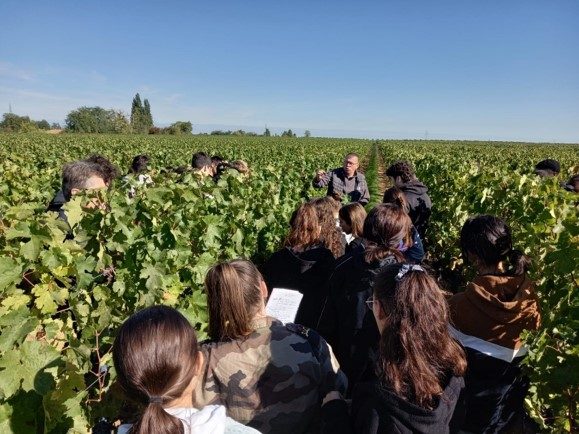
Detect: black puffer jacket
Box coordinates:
(262, 246, 335, 330)
(318, 250, 399, 393)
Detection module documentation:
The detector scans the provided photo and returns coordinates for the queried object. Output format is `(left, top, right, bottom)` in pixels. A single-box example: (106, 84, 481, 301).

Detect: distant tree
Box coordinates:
(0, 113, 37, 132)
(130, 93, 149, 133)
(109, 110, 131, 133)
(35, 119, 50, 130)
(304, 130, 311, 138)
(166, 121, 192, 135)
(51, 122, 62, 130)
(143, 98, 153, 130)
(281, 129, 296, 137)
(65, 106, 128, 133)
(264, 127, 271, 137)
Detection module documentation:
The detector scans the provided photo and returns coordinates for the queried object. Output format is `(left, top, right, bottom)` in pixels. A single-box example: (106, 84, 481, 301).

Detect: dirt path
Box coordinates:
(377, 153, 389, 196)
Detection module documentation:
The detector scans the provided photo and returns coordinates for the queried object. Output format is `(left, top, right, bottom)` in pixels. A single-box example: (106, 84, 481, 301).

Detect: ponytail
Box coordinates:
(131, 402, 184, 434)
(507, 248, 531, 276)
(460, 215, 532, 276)
(382, 187, 410, 214)
(112, 306, 199, 434)
(205, 260, 263, 341)
(365, 243, 405, 264)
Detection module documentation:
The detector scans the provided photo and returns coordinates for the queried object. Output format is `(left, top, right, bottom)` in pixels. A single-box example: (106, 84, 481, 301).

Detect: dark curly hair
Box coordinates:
(130, 154, 150, 174)
(385, 161, 416, 183)
(85, 155, 120, 185)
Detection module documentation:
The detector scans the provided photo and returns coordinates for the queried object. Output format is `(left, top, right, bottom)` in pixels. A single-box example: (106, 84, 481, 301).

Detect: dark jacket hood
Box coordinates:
(277, 246, 328, 275)
(401, 181, 428, 195)
(353, 374, 464, 433)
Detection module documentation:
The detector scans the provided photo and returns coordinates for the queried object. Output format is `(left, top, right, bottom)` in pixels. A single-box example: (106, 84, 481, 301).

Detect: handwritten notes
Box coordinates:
(266, 288, 303, 324)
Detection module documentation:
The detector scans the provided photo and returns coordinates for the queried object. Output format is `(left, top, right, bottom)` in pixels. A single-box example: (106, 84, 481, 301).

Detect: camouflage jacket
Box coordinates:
(194, 316, 348, 434)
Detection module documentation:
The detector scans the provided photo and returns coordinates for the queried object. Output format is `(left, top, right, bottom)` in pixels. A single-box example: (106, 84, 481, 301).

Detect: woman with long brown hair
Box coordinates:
(322, 263, 467, 434)
(113, 305, 258, 434)
(310, 196, 345, 257)
(318, 203, 413, 392)
(195, 259, 347, 434)
(262, 202, 336, 328)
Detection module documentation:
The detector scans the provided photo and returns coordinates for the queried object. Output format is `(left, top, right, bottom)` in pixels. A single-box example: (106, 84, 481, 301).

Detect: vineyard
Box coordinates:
(0, 133, 577, 433)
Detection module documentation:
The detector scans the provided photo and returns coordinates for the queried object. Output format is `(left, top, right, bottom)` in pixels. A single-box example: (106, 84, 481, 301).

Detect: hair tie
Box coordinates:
(149, 395, 163, 404)
(395, 264, 424, 282)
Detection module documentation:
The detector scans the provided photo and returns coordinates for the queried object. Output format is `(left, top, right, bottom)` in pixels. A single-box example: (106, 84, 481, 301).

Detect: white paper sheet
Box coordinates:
(266, 288, 303, 324)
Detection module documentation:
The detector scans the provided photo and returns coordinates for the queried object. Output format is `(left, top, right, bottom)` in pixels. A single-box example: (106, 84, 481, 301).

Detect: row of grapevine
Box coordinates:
(378, 140, 578, 431)
(0, 134, 372, 432)
(0, 134, 576, 432)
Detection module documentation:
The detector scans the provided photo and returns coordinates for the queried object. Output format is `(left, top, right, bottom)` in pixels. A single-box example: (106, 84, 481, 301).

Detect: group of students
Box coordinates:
(109, 156, 545, 433)
(47, 152, 250, 227)
(534, 158, 578, 192)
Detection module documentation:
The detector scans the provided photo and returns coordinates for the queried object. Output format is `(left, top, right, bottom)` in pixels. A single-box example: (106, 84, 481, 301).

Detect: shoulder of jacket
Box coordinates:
(285, 323, 325, 349)
(285, 322, 311, 338)
(356, 172, 366, 180)
(335, 252, 355, 268)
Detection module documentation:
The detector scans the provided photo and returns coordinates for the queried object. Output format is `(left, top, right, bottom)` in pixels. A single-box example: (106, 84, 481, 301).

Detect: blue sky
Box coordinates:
(1, 0, 578, 142)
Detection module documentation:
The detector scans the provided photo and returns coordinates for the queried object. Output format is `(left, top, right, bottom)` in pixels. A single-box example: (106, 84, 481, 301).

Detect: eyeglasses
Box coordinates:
(365, 296, 375, 310)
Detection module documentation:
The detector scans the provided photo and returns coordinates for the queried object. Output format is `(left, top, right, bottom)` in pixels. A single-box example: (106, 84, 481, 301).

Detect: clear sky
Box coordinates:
(1, 0, 578, 142)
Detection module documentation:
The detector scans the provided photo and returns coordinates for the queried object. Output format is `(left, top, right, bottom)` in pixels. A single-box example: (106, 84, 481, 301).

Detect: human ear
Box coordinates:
(374, 301, 387, 321)
(372, 299, 388, 334)
(260, 280, 269, 299)
(193, 350, 204, 375)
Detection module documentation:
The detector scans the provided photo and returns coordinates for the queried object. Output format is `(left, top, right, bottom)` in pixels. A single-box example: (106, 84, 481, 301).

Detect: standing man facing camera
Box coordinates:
(313, 153, 370, 205)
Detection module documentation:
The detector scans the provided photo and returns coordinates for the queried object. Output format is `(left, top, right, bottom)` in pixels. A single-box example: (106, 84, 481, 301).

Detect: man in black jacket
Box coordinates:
(384, 161, 431, 239)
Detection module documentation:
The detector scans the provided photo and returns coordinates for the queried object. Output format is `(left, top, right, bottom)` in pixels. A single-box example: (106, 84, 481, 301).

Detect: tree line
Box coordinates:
(64, 93, 192, 134)
(0, 113, 60, 132)
(0, 93, 191, 135)
(1, 93, 312, 137)
(207, 128, 309, 137)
